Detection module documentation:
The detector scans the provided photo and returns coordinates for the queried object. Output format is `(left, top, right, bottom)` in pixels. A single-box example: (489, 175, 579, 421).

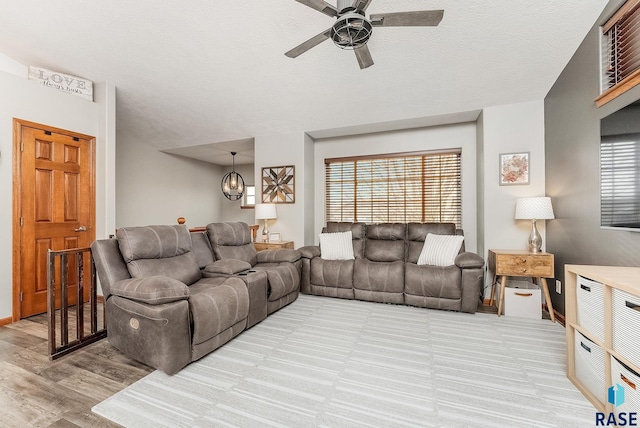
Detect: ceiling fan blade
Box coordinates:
(370, 10, 444, 27)
(354, 45, 374, 69)
(352, 0, 374, 12)
(285, 29, 332, 58)
(293, 0, 339, 17)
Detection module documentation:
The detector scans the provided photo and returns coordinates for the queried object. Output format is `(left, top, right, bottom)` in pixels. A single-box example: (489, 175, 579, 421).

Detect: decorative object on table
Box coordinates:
(262, 165, 295, 203)
(255, 203, 277, 242)
(221, 152, 245, 201)
(269, 232, 281, 242)
(499, 152, 529, 185)
(515, 197, 555, 253)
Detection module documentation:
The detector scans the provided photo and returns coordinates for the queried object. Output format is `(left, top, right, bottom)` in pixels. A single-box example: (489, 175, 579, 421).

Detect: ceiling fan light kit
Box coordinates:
(287, 0, 444, 69)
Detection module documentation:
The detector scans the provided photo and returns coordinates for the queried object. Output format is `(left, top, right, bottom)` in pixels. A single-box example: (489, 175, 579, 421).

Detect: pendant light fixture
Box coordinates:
(221, 152, 245, 201)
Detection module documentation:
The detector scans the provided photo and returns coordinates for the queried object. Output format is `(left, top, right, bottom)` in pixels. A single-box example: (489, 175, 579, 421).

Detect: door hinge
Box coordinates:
(19, 292, 23, 302)
(20, 142, 24, 152)
(20, 217, 23, 227)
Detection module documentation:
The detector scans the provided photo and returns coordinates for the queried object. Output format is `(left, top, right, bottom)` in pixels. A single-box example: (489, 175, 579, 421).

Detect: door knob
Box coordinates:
(74, 226, 87, 232)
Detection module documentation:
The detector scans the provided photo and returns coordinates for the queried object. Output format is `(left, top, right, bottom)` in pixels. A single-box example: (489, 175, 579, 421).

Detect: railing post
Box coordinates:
(46, 247, 107, 360)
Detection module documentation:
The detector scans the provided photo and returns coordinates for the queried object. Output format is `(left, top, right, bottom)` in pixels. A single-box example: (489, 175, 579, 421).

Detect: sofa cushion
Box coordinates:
(188, 277, 249, 345)
(254, 263, 300, 301)
(319, 231, 355, 260)
(203, 259, 252, 275)
(310, 258, 354, 288)
(326, 222, 366, 259)
(405, 264, 462, 300)
(353, 259, 404, 293)
(206, 222, 257, 266)
(407, 223, 458, 263)
(417, 233, 464, 266)
(110, 276, 190, 305)
(364, 223, 406, 262)
(117, 225, 202, 286)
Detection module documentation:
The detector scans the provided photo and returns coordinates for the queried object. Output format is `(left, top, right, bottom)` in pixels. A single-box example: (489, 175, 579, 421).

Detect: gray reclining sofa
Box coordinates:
(299, 222, 484, 313)
(91, 222, 301, 375)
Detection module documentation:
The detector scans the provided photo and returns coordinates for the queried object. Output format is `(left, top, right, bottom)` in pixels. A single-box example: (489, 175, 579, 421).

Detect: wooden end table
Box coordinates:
(254, 240, 294, 251)
(488, 249, 555, 322)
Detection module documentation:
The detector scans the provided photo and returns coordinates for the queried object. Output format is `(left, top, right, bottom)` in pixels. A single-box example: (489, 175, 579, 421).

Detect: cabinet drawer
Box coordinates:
(575, 331, 606, 404)
(611, 356, 640, 412)
(612, 288, 640, 369)
(495, 254, 553, 277)
(577, 276, 605, 343)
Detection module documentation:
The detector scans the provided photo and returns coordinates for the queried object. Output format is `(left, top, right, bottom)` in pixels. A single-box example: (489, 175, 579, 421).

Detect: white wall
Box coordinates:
(313, 123, 479, 252)
(253, 131, 310, 247)
(221, 163, 255, 225)
(479, 100, 547, 298)
(0, 52, 26, 78)
(0, 68, 113, 321)
(116, 135, 224, 228)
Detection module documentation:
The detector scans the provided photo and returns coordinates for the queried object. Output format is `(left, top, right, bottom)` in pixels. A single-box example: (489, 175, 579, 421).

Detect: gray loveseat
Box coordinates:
(91, 223, 301, 375)
(299, 222, 484, 313)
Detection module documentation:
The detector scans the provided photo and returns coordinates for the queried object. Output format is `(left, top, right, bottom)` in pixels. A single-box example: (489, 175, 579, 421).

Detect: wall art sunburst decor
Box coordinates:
(261, 165, 295, 203)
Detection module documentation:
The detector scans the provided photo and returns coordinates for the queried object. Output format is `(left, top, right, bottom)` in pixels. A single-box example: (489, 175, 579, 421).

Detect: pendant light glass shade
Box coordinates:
(221, 152, 245, 201)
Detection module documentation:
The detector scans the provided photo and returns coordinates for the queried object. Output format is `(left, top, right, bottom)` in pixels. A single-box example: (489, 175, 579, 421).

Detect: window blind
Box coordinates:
(598, 0, 640, 106)
(601, 134, 640, 228)
(325, 150, 461, 227)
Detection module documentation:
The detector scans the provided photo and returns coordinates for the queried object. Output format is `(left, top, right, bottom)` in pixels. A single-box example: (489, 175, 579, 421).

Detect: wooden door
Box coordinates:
(14, 120, 95, 319)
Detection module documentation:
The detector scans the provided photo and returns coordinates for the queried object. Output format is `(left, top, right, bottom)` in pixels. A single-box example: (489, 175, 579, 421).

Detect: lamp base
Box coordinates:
(528, 219, 542, 253)
(262, 220, 269, 242)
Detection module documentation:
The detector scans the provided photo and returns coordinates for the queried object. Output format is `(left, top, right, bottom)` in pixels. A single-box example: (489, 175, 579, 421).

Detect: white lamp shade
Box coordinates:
(255, 203, 277, 220)
(515, 197, 555, 220)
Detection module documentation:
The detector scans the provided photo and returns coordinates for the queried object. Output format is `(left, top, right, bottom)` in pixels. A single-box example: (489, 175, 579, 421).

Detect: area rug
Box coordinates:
(92, 295, 595, 427)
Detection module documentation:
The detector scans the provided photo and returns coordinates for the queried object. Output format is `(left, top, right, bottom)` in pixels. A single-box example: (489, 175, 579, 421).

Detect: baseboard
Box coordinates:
(482, 298, 493, 306)
(0, 316, 13, 327)
(552, 308, 566, 326)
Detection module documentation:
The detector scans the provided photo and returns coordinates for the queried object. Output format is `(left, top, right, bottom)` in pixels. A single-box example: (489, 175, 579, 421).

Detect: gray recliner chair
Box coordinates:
(91, 225, 250, 375)
(205, 222, 302, 315)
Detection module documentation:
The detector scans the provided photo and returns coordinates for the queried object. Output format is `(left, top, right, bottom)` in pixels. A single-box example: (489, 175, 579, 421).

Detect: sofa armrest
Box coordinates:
(455, 252, 484, 269)
(298, 245, 321, 259)
(110, 276, 190, 305)
(203, 259, 252, 275)
(256, 248, 301, 263)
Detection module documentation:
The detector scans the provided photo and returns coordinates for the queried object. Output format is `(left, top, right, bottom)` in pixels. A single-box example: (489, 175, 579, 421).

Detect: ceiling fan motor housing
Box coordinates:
(331, 11, 373, 49)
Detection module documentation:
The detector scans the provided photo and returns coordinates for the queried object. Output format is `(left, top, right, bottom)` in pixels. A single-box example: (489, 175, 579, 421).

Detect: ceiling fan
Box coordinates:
(285, 0, 444, 69)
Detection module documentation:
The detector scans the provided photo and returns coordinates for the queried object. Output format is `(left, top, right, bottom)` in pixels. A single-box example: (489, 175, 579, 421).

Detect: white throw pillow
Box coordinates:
(319, 231, 355, 260)
(417, 233, 464, 266)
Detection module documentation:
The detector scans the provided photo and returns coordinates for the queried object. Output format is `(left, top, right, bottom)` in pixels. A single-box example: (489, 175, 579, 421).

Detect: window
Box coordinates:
(241, 185, 255, 208)
(601, 135, 640, 229)
(597, 0, 640, 107)
(325, 150, 461, 227)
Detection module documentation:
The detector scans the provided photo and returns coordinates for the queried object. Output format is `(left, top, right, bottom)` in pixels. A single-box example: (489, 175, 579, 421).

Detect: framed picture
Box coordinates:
(499, 152, 529, 185)
(269, 232, 281, 242)
(262, 165, 295, 203)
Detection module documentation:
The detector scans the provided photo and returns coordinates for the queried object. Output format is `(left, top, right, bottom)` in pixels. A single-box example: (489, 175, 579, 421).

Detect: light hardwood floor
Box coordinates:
(0, 311, 152, 428)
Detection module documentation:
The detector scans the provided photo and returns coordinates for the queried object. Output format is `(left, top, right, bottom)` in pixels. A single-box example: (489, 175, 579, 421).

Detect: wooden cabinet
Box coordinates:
(565, 265, 640, 412)
(254, 240, 294, 252)
(488, 249, 555, 321)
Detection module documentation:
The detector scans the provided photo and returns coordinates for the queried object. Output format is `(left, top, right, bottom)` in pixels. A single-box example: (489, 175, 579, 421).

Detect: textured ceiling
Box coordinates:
(0, 1, 608, 165)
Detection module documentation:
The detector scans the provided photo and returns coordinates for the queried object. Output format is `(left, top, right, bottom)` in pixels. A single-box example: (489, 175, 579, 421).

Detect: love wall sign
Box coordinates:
(28, 66, 93, 101)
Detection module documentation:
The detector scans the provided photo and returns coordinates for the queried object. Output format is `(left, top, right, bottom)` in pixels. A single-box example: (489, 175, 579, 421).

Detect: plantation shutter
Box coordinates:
(601, 135, 640, 228)
(325, 150, 461, 227)
(597, 0, 640, 106)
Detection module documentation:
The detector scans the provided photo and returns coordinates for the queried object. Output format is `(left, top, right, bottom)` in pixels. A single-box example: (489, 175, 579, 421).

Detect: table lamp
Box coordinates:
(515, 197, 555, 253)
(255, 203, 277, 242)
